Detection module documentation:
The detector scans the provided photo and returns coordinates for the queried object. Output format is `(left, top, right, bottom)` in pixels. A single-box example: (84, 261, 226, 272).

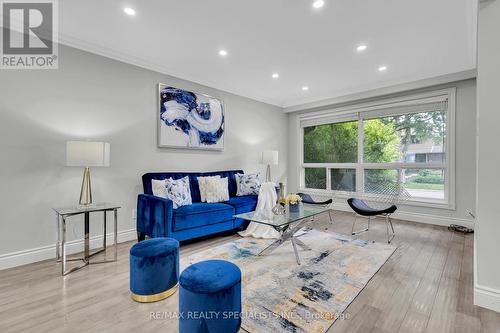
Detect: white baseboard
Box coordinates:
(0, 228, 137, 270)
(330, 201, 474, 229)
(474, 285, 500, 313)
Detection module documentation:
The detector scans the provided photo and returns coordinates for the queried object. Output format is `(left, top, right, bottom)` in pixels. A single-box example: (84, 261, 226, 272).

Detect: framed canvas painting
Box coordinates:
(158, 84, 225, 150)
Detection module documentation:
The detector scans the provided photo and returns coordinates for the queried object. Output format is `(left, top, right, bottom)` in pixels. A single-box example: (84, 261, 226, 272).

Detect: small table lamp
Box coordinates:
(262, 150, 279, 182)
(66, 141, 110, 206)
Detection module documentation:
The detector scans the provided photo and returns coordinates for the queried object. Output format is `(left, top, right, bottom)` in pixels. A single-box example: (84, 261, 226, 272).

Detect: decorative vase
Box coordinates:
(272, 183, 286, 215)
(289, 203, 302, 214)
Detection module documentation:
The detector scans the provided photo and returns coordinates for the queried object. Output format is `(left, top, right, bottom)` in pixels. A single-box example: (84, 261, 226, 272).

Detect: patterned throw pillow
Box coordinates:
(151, 177, 192, 209)
(235, 173, 261, 196)
(198, 176, 229, 203)
(164, 176, 192, 209)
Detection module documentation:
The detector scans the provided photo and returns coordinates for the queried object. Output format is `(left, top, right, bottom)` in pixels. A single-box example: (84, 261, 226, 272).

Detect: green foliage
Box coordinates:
(383, 111, 446, 147)
(410, 169, 444, 184)
(363, 119, 401, 163)
(412, 175, 444, 184)
(304, 168, 326, 189)
(303, 121, 358, 163)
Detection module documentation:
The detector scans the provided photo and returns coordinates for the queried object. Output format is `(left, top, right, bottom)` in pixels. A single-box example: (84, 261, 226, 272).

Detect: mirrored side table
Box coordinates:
(53, 203, 121, 276)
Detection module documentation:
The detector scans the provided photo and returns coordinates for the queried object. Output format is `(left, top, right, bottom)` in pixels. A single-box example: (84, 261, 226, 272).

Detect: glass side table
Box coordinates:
(53, 203, 121, 276)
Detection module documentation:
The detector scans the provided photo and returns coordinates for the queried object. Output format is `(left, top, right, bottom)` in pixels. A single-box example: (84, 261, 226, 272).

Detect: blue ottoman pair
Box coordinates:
(129, 238, 242, 333)
(129, 238, 179, 302)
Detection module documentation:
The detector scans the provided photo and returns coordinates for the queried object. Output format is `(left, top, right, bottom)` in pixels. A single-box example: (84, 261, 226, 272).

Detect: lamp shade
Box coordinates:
(262, 150, 279, 165)
(66, 141, 110, 167)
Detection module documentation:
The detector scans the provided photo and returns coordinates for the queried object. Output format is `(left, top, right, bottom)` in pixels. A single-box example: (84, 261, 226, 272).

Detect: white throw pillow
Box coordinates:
(164, 176, 192, 209)
(198, 176, 229, 203)
(151, 179, 167, 198)
(235, 173, 261, 196)
(198, 175, 221, 202)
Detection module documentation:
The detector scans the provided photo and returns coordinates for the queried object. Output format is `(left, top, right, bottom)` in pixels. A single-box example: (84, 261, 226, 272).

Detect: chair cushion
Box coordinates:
(224, 195, 258, 214)
(180, 259, 241, 294)
(347, 198, 397, 216)
(173, 203, 234, 231)
(130, 237, 179, 258)
(297, 192, 333, 205)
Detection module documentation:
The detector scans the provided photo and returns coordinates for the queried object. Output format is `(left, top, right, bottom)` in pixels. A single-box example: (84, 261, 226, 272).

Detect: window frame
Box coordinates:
(298, 88, 456, 209)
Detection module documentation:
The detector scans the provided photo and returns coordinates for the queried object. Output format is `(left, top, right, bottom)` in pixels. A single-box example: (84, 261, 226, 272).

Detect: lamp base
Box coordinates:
(79, 167, 93, 206)
(265, 164, 272, 183)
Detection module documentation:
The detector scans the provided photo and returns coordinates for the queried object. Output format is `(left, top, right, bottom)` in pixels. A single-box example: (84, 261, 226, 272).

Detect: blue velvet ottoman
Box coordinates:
(129, 238, 179, 302)
(179, 260, 242, 333)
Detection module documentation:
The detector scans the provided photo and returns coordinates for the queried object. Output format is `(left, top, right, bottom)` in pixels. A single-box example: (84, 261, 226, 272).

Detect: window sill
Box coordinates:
(298, 188, 455, 210)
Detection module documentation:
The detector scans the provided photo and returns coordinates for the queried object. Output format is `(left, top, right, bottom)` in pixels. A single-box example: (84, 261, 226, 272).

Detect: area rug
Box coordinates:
(181, 230, 396, 333)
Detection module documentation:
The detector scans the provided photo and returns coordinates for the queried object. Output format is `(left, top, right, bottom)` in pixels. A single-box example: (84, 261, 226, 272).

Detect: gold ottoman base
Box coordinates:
(131, 283, 178, 303)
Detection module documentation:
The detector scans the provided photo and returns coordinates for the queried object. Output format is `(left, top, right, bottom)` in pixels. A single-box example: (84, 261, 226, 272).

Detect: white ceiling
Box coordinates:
(59, 0, 477, 108)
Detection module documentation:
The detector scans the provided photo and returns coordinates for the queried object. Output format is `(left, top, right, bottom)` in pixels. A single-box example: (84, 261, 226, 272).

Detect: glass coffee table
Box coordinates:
(234, 204, 333, 265)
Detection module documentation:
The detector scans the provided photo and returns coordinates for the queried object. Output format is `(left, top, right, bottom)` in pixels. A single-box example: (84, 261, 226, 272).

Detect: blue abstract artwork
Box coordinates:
(158, 85, 225, 150)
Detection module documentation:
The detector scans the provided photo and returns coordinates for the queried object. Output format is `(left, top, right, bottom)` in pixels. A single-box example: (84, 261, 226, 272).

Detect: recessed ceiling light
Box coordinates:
(378, 65, 388, 72)
(123, 7, 136, 16)
(302, 86, 309, 91)
(356, 44, 367, 52)
(218, 49, 228, 57)
(272, 73, 279, 79)
(312, 0, 325, 9)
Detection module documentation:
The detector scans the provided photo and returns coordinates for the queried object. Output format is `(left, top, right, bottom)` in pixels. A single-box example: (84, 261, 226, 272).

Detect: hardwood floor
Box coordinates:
(1, 211, 499, 333)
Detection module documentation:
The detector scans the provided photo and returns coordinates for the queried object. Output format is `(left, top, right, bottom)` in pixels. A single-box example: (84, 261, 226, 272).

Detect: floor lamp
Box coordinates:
(262, 150, 278, 182)
(66, 141, 110, 206)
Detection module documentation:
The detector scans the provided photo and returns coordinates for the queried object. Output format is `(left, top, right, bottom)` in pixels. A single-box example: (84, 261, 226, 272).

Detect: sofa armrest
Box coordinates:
(137, 194, 174, 238)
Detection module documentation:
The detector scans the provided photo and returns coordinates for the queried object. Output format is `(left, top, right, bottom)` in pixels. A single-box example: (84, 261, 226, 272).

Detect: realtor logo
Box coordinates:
(1, 0, 58, 69)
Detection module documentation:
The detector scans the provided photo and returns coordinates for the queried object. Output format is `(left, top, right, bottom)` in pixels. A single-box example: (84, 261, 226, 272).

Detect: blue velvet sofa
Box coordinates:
(136, 170, 257, 242)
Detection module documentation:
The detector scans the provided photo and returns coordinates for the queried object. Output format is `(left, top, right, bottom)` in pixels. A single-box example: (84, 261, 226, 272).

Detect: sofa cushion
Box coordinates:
(224, 195, 258, 214)
(173, 203, 234, 232)
(142, 170, 243, 202)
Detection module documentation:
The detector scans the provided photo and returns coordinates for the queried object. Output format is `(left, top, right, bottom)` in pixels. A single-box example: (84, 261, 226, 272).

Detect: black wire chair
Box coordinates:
(347, 182, 410, 244)
(297, 193, 334, 226)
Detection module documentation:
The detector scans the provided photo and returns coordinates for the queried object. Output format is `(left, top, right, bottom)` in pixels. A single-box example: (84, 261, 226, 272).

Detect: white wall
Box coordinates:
(287, 79, 477, 226)
(474, 0, 500, 313)
(0, 45, 288, 268)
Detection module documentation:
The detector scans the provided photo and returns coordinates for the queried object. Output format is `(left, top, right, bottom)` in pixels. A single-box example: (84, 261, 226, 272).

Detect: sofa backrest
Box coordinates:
(142, 170, 244, 202)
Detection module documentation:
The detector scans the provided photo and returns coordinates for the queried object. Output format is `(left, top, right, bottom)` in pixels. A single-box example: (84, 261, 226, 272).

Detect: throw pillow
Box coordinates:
(236, 173, 261, 196)
(164, 176, 192, 209)
(197, 175, 221, 202)
(151, 179, 167, 198)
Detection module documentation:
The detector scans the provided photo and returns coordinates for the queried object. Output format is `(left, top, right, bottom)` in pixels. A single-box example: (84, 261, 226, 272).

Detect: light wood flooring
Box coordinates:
(1, 211, 499, 333)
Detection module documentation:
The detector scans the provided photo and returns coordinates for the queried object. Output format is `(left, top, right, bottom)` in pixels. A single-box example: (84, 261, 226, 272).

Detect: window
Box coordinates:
(303, 120, 358, 163)
(299, 89, 454, 207)
(304, 168, 326, 189)
(363, 111, 446, 164)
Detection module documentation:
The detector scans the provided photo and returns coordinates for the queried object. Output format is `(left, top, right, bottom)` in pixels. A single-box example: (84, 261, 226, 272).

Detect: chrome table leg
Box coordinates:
(293, 237, 312, 251)
(62, 216, 66, 275)
(291, 237, 301, 265)
(257, 217, 312, 264)
(103, 210, 107, 249)
(84, 212, 90, 263)
(114, 208, 118, 261)
(56, 213, 61, 260)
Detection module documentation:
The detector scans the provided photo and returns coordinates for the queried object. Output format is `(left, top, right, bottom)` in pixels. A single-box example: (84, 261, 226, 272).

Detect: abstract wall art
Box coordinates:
(158, 84, 225, 150)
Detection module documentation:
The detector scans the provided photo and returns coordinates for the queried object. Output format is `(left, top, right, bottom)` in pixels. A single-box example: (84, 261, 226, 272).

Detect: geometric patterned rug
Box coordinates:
(182, 229, 396, 333)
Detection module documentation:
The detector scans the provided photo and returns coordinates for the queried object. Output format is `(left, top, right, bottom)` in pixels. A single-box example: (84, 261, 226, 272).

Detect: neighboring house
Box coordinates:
(404, 141, 445, 163)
